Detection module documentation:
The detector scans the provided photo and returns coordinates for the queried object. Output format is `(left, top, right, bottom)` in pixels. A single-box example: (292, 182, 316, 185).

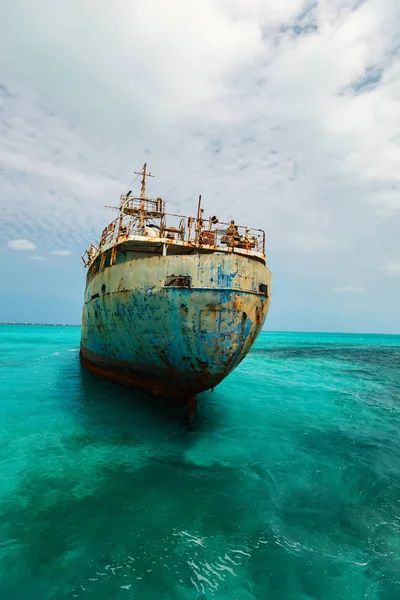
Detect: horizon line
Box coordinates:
(0, 322, 399, 336)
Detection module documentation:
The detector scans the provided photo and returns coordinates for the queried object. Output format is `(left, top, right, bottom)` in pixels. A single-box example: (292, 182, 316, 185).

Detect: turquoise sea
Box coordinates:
(0, 325, 399, 599)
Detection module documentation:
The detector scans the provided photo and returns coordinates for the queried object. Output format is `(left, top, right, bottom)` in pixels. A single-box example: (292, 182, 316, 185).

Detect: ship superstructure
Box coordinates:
(80, 164, 271, 415)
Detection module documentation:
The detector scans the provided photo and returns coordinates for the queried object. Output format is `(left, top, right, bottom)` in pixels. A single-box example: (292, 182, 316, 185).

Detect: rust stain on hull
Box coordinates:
(81, 253, 271, 400)
(80, 164, 272, 403)
(80, 350, 214, 402)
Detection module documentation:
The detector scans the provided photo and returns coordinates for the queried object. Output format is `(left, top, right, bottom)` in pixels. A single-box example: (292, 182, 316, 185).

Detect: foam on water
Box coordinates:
(0, 325, 400, 599)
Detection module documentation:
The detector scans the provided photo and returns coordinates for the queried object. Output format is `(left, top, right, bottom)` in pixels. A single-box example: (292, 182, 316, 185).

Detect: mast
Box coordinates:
(134, 163, 154, 201)
(197, 194, 202, 219)
(134, 163, 155, 229)
(195, 194, 203, 245)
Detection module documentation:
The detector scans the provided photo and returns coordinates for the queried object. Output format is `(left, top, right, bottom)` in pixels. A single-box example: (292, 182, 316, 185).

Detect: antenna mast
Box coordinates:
(133, 163, 155, 230)
(134, 163, 154, 200)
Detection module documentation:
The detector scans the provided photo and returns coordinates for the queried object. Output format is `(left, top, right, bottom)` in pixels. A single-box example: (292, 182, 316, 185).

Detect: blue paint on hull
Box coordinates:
(80, 253, 271, 398)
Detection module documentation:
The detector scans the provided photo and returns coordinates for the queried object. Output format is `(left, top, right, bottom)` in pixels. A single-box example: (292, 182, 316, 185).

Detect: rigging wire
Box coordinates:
(123, 171, 140, 195)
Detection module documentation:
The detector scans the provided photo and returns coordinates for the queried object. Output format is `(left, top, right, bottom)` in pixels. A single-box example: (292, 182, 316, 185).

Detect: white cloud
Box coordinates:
(8, 239, 36, 251)
(29, 255, 46, 261)
(51, 250, 72, 256)
(385, 263, 400, 276)
(0, 0, 400, 330)
(333, 286, 366, 293)
(0, 148, 123, 195)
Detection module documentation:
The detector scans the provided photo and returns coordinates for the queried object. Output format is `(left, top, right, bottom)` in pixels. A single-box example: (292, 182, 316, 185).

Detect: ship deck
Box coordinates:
(82, 165, 267, 276)
(101, 235, 266, 261)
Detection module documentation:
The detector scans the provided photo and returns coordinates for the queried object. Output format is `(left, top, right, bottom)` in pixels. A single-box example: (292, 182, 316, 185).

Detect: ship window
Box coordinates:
(103, 250, 112, 268)
(89, 257, 101, 278)
(115, 250, 126, 264)
(259, 283, 269, 297)
(164, 275, 192, 288)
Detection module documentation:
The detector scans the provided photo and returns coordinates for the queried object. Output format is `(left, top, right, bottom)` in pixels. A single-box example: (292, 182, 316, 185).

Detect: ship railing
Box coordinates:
(96, 213, 265, 255)
(81, 244, 98, 267)
(197, 223, 265, 254)
(120, 195, 165, 215)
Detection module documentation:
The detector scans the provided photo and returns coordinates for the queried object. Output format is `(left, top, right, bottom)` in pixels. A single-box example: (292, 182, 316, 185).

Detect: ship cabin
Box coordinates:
(82, 164, 266, 280)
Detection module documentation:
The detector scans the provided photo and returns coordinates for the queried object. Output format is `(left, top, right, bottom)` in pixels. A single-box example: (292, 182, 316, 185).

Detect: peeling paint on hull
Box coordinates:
(80, 252, 271, 400)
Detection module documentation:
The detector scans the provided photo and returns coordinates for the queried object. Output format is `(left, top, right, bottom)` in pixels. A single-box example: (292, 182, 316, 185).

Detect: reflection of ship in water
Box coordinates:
(80, 164, 271, 418)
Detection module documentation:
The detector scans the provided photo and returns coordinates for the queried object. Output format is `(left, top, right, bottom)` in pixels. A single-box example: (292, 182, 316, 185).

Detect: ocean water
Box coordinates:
(0, 326, 399, 600)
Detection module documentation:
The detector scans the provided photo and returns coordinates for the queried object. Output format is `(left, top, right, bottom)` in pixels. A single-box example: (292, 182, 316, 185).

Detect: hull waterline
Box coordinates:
(80, 162, 272, 407)
(80, 253, 271, 401)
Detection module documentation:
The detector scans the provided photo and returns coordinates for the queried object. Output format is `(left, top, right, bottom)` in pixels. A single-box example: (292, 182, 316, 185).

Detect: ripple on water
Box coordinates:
(0, 326, 400, 599)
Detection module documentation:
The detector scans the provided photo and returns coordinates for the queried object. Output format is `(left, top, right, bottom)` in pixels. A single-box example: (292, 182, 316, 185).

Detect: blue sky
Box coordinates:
(1, 0, 400, 332)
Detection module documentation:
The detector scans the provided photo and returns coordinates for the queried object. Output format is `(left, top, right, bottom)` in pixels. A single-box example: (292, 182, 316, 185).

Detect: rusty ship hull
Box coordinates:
(80, 163, 271, 405)
(80, 251, 271, 400)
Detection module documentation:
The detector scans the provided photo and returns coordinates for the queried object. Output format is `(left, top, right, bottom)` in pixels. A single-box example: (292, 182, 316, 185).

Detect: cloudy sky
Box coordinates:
(1, 0, 399, 332)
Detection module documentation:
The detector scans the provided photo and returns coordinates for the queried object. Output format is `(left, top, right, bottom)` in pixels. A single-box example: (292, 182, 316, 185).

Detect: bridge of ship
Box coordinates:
(83, 198, 266, 270)
(82, 165, 267, 271)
